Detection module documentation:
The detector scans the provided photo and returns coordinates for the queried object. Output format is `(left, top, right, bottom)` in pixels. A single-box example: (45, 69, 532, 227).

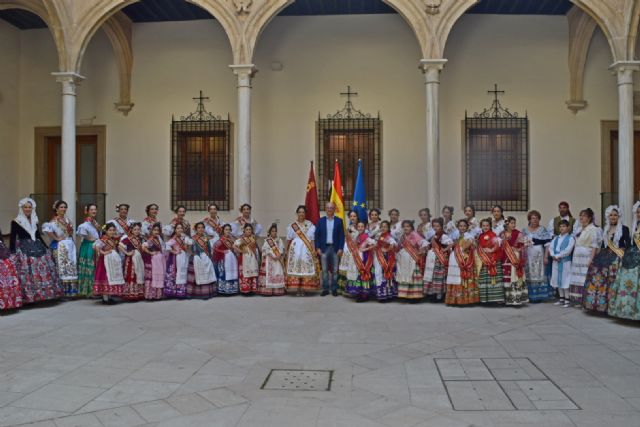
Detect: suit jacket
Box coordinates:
(314, 216, 345, 252)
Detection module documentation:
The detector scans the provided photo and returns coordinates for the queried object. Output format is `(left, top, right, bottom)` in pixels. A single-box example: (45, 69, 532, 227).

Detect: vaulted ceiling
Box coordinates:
(0, 0, 574, 30)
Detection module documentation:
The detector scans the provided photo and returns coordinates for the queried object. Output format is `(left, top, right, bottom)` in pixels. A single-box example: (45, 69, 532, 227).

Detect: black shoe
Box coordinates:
(332, 291, 338, 297)
(321, 290, 329, 296)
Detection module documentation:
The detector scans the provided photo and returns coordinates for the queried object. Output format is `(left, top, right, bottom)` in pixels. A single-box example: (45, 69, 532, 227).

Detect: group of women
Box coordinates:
(1, 197, 639, 322)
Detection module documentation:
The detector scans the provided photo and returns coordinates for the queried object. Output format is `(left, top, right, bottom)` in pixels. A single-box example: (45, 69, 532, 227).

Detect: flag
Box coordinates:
(352, 159, 367, 222)
(305, 161, 320, 225)
(329, 160, 345, 226)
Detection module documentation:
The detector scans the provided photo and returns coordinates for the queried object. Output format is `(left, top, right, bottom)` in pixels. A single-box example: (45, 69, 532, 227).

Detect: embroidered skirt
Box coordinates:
(0, 258, 22, 310)
(583, 248, 620, 314)
(77, 240, 95, 297)
(13, 239, 61, 303)
(478, 263, 504, 303)
(607, 245, 640, 320)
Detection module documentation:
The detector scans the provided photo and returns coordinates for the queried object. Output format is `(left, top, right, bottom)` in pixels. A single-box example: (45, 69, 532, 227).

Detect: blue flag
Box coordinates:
(352, 159, 368, 222)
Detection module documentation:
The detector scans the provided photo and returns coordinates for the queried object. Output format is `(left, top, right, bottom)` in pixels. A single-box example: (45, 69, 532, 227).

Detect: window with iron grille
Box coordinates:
(464, 85, 529, 211)
(171, 92, 232, 211)
(317, 87, 382, 208)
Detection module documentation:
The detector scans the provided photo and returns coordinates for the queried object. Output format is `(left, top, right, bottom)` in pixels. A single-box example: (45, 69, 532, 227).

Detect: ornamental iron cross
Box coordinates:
(340, 85, 358, 104)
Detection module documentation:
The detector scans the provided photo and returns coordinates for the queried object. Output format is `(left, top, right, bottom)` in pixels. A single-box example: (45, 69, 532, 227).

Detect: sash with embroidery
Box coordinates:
(174, 236, 187, 252)
(127, 235, 143, 252)
(194, 235, 210, 254)
(266, 237, 282, 258)
(291, 222, 321, 276)
(146, 236, 162, 253)
(607, 239, 625, 258)
(477, 248, 497, 276)
(204, 217, 223, 235)
(115, 218, 131, 237)
(100, 236, 117, 252)
(375, 234, 396, 280)
(54, 216, 74, 236)
(454, 243, 475, 280)
(85, 218, 100, 234)
(503, 239, 524, 278)
(401, 237, 424, 271)
(346, 235, 372, 281)
(213, 236, 234, 262)
(239, 236, 258, 253)
(431, 236, 448, 267)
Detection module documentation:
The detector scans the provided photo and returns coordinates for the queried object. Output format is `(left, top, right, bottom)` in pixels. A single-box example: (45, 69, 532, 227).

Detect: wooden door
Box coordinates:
(609, 130, 640, 195)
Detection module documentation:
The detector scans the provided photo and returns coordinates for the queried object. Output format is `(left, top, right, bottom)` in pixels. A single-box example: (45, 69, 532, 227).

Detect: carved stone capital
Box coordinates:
(51, 72, 85, 96)
(232, 0, 253, 15)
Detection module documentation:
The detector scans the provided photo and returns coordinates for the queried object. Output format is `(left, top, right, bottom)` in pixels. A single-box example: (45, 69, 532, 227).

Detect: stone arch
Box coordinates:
(241, 0, 293, 65)
(566, 6, 598, 113)
(0, 0, 67, 69)
(101, 11, 134, 115)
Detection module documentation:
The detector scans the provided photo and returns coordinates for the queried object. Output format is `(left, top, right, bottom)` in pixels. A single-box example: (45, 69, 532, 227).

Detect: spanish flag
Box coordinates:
(329, 159, 345, 226)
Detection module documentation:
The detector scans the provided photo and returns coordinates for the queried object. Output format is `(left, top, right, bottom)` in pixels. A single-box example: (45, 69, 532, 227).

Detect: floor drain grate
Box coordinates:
(261, 369, 333, 391)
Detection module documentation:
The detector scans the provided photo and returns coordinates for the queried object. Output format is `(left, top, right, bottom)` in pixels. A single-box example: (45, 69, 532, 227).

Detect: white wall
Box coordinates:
(11, 13, 618, 230)
(0, 19, 21, 231)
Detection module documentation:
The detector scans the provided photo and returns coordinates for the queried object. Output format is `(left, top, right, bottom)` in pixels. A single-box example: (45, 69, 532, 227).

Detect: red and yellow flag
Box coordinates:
(329, 160, 345, 225)
(305, 161, 320, 225)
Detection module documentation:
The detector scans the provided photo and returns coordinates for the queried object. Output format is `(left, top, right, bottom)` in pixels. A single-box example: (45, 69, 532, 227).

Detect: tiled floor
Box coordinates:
(1, 296, 639, 426)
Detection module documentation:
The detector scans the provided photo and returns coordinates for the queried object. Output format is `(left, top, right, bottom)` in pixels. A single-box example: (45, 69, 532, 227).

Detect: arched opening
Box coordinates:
(0, 7, 62, 227)
(440, 0, 616, 223)
(76, 0, 236, 221)
(252, 0, 424, 223)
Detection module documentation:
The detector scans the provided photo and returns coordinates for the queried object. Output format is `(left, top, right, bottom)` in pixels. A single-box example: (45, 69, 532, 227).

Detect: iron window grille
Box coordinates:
(317, 87, 382, 209)
(171, 92, 232, 211)
(464, 85, 529, 212)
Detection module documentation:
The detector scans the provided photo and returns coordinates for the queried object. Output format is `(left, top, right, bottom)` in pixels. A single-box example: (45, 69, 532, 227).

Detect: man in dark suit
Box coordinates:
(315, 202, 345, 296)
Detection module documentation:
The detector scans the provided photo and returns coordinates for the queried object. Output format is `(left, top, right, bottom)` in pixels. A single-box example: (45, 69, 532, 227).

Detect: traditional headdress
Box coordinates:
(632, 201, 640, 235)
(604, 205, 623, 246)
(15, 197, 39, 240)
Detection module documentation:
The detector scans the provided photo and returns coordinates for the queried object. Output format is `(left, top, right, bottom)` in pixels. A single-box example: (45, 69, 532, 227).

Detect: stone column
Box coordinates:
(610, 61, 640, 223)
(230, 64, 256, 207)
(420, 59, 447, 214)
(51, 72, 84, 226)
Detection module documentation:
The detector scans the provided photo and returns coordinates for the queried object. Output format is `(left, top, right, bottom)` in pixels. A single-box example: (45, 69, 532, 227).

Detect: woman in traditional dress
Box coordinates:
(344, 221, 376, 302)
(10, 197, 61, 303)
(232, 204, 263, 237)
(476, 218, 505, 304)
(583, 205, 630, 314)
(491, 205, 506, 235)
(188, 222, 217, 299)
(501, 216, 529, 306)
(203, 203, 224, 242)
(141, 203, 160, 238)
(338, 210, 359, 294)
(119, 222, 146, 301)
(522, 210, 552, 303)
(367, 209, 382, 240)
(569, 208, 601, 307)
(213, 224, 239, 295)
(416, 208, 433, 241)
(445, 219, 479, 306)
(43, 200, 78, 296)
(142, 222, 165, 300)
(371, 220, 397, 301)
(464, 205, 481, 238)
(93, 223, 124, 303)
(0, 229, 22, 311)
(285, 205, 320, 296)
(234, 224, 260, 295)
(396, 220, 428, 301)
(388, 209, 402, 240)
(76, 204, 100, 297)
(164, 223, 192, 299)
(608, 202, 640, 320)
(442, 206, 458, 240)
(164, 205, 191, 238)
(108, 204, 135, 239)
(258, 224, 286, 296)
(423, 217, 453, 302)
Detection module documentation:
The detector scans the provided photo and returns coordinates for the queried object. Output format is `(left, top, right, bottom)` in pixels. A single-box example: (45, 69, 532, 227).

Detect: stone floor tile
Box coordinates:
(378, 405, 431, 427)
(155, 404, 248, 427)
(445, 381, 514, 411)
(96, 379, 181, 405)
(132, 400, 182, 423)
(562, 386, 636, 411)
(198, 387, 247, 407)
(0, 407, 66, 427)
(12, 384, 105, 413)
(94, 406, 147, 427)
(0, 390, 24, 407)
(53, 413, 102, 427)
(165, 393, 215, 415)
